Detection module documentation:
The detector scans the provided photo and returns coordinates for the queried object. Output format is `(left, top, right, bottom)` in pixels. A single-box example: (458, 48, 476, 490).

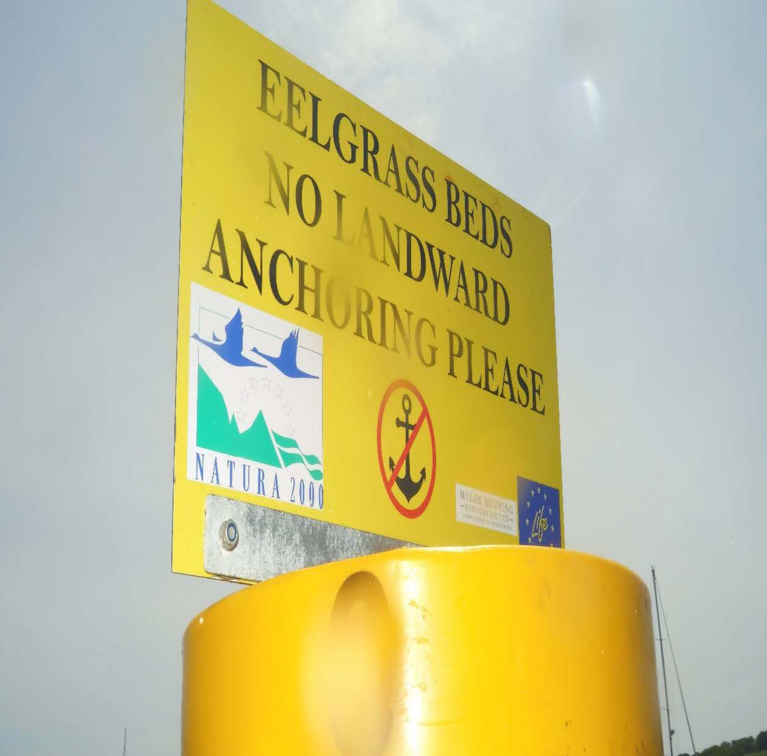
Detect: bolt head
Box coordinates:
(220, 519, 239, 551)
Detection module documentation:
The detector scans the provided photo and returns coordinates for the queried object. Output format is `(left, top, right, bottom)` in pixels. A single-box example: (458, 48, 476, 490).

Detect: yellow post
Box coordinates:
(182, 547, 662, 755)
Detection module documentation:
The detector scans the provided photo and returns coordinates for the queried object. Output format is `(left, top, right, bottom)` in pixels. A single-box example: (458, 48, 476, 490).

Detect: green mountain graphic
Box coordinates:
(196, 364, 323, 480)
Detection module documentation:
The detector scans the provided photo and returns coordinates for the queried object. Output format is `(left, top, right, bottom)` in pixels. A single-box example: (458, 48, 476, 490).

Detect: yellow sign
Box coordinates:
(173, 0, 563, 579)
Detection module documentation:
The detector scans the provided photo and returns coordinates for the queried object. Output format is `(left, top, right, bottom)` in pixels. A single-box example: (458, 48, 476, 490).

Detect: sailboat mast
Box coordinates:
(122, 727, 127, 756)
(652, 566, 673, 756)
(657, 573, 697, 754)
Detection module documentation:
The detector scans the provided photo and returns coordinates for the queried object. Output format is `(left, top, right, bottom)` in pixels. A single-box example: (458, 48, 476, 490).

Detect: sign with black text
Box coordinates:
(173, 0, 563, 579)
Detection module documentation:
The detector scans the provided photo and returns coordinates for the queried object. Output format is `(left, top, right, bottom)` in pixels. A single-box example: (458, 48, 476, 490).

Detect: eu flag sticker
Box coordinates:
(518, 477, 562, 547)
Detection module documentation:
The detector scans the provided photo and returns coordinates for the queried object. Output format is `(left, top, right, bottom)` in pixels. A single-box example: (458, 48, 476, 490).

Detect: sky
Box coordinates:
(1, 0, 766, 754)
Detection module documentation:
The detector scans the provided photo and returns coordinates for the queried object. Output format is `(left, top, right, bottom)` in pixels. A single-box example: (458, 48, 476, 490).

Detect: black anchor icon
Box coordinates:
(388, 393, 426, 502)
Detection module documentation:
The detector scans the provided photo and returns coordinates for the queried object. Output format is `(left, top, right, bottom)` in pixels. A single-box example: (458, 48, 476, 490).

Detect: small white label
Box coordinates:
(455, 484, 518, 536)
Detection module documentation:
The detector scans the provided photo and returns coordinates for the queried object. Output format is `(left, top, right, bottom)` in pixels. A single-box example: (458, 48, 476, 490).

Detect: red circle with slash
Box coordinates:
(376, 379, 437, 519)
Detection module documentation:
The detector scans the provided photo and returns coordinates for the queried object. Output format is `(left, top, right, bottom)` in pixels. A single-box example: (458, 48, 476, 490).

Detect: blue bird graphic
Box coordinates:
(191, 309, 266, 368)
(251, 329, 318, 379)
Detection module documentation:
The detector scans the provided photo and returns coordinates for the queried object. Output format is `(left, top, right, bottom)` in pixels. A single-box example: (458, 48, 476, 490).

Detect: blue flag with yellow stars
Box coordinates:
(518, 477, 562, 547)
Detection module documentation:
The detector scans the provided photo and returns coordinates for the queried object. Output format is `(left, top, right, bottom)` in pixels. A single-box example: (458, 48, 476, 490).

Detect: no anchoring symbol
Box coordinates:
(377, 378, 436, 519)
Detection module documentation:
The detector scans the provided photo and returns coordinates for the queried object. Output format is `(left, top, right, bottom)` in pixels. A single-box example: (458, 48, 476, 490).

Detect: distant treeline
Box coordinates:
(679, 729, 767, 756)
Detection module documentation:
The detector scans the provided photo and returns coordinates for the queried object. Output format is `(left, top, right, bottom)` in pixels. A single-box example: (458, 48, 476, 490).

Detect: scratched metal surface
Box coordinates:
(203, 494, 413, 583)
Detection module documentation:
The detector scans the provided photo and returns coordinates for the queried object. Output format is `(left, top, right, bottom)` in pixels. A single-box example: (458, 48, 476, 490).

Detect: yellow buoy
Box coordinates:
(182, 547, 662, 755)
